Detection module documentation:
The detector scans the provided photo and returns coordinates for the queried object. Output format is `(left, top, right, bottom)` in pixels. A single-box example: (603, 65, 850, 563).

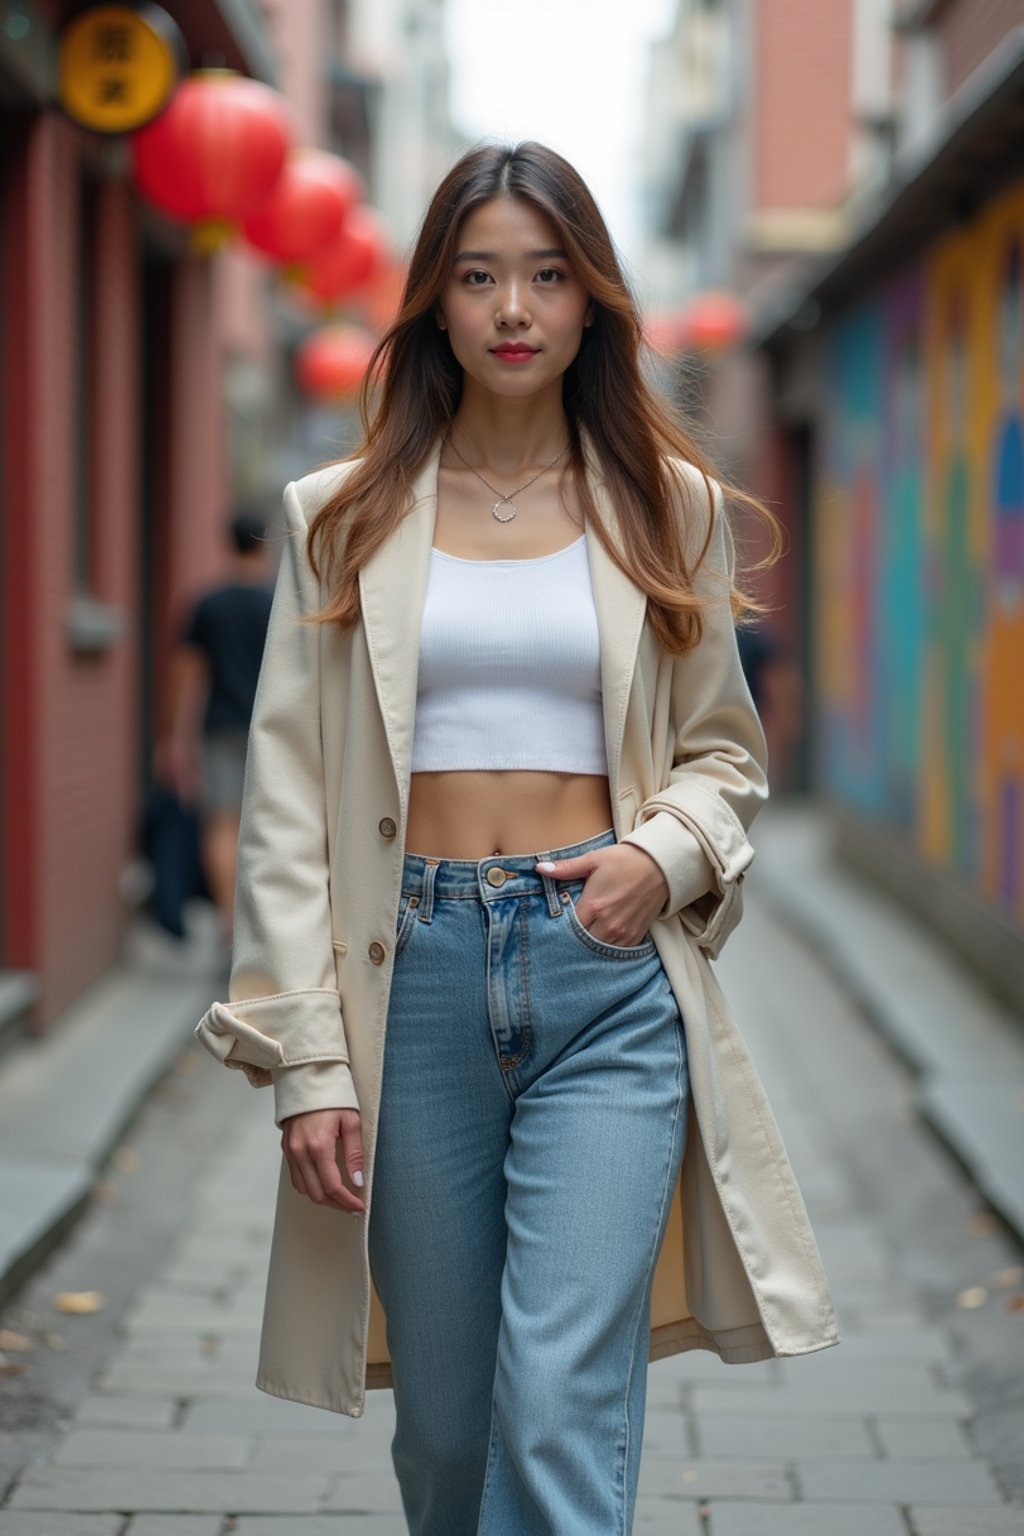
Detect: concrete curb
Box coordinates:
(0, 916, 221, 1310)
(751, 806, 1024, 1247)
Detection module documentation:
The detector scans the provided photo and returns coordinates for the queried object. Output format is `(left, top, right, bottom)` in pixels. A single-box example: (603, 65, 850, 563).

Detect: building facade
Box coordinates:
(0, 0, 454, 1040)
(644, 0, 1024, 1008)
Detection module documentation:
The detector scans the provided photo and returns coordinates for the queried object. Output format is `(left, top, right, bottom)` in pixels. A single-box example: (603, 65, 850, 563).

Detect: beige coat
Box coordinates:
(195, 437, 840, 1417)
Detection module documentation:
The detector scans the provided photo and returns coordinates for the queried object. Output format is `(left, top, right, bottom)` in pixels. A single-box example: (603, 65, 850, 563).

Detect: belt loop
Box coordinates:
(536, 850, 563, 918)
(419, 858, 440, 922)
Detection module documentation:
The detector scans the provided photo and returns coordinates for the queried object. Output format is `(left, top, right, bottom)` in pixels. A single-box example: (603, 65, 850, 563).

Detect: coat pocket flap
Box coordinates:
(194, 988, 350, 1088)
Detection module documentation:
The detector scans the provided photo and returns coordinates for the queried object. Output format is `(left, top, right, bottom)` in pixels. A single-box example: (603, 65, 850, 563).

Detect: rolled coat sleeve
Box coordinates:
(618, 462, 770, 960)
(194, 480, 359, 1126)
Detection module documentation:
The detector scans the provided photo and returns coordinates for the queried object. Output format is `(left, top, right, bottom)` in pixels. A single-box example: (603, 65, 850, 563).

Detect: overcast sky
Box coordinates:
(443, 0, 676, 285)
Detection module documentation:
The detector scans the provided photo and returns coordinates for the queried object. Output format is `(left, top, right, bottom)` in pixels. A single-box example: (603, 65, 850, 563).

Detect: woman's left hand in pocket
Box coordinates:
(534, 844, 668, 946)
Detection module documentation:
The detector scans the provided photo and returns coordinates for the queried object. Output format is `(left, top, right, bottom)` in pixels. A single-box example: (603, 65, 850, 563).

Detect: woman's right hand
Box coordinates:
(281, 1107, 366, 1215)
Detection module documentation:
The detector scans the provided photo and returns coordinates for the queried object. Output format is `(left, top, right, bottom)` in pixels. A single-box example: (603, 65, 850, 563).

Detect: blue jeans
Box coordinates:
(367, 826, 690, 1536)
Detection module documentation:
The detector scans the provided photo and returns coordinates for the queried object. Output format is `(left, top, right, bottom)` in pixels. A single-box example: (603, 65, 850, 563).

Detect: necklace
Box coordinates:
(445, 435, 570, 522)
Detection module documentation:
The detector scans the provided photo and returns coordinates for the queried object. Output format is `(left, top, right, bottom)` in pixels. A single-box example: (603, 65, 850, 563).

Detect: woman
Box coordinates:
(196, 141, 839, 1535)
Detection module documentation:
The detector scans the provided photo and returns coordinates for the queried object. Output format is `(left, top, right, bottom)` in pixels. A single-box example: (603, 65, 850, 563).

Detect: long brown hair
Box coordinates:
(306, 140, 781, 653)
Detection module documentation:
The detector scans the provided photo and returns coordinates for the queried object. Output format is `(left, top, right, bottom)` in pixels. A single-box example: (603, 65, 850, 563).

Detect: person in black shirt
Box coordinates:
(736, 620, 805, 795)
(155, 509, 274, 943)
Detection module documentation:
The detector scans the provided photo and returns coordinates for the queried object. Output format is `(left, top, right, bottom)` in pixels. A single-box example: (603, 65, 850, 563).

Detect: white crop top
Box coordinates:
(410, 535, 609, 775)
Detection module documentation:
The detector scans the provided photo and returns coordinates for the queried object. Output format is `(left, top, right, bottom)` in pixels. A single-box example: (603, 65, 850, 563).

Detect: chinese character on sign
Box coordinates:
(98, 77, 131, 104)
(95, 26, 133, 61)
(59, 4, 185, 134)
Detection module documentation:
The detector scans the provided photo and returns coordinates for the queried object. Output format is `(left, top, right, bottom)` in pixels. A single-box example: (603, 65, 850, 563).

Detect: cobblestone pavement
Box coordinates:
(1, 889, 1023, 1535)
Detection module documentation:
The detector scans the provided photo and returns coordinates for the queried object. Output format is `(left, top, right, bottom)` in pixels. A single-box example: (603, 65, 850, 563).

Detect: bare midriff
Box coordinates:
(405, 463, 614, 860)
(405, 770, 615, 860)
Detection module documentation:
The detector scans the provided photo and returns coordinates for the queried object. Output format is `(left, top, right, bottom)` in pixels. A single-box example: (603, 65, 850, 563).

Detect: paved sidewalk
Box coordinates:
(753, 804, 1024, 1245)
(1, 810, 1023, 1532)
(0, 915, 220, 1311)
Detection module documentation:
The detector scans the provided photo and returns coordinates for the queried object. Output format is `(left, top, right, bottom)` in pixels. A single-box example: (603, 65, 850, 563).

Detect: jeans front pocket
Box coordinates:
(394, 891, 421, 961)
(560, 882, 658, 961)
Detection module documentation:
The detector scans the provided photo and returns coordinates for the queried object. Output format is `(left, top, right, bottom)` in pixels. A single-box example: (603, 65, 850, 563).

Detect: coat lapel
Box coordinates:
(357, 441, 442, 815)
(357, 433, 649, 812)
(581, 434, 651, 795)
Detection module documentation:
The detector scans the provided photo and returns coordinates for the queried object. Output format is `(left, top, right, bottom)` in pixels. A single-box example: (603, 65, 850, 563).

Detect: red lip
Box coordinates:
(491, 344, 538, 355)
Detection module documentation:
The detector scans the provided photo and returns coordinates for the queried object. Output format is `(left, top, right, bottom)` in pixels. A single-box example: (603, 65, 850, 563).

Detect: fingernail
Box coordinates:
(353, 1170, 364, 1186)
(535, 861, 556, 873)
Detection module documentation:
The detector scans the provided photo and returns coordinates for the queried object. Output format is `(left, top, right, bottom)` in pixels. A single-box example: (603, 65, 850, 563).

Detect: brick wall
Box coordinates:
(3, 108, 229, 1029)
(7, 115, 138, 1022)
(37, 139, 143, 1023)
(751, 0, 855, 212)
(1, 112, 43, 983)
(157, 258, 230, 711)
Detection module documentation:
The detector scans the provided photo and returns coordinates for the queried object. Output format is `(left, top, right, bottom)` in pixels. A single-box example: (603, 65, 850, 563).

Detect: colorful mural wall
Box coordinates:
(818, 180, 1024, 924)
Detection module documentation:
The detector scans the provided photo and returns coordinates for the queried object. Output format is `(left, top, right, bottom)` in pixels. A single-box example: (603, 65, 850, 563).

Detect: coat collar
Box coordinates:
(357, 431, 648, 811)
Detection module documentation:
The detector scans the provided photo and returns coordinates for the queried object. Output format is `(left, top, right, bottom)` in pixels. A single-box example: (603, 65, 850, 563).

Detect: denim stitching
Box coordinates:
(419, 858, 439, 922)
(475, 1377, 503, 1533)
(513, 899, 534, 1072)
(562, 888, 658, 961)
(543, 872, 563, 918)
(481, 901, 519, 1085)
(617, 1013, 688, 1533)
(400, 828, 618, 900)
(496, 899, 532, 1074)
(536, 853, 563, 917)
(393, 894, 420, 961)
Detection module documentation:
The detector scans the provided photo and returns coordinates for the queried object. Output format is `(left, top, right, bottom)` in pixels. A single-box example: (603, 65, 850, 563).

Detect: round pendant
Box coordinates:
(492, 499, 518, 523)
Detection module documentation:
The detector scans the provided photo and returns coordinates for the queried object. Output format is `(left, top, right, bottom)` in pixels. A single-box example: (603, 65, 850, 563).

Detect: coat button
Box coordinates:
(369, 941, 386, 964)
(486, 867, 508, 887)
(379, 817, 397, 839)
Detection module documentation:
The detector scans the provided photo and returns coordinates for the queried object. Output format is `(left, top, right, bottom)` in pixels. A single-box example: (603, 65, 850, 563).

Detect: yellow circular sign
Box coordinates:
(59, 5, 182, 134)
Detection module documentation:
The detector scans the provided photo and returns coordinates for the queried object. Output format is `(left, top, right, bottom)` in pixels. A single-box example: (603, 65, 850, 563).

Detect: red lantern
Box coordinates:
(242, 148, 363, 265)
(355, 258, 409, 332)
(676, 291, 747, 352)
(296, 325, 377, 402)
(132, 69, 292, 245)
(300, 204, 389, 304)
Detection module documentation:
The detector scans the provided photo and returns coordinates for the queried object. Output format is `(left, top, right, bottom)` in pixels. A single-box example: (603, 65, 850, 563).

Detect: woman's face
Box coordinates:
(437, 195, 593, 398)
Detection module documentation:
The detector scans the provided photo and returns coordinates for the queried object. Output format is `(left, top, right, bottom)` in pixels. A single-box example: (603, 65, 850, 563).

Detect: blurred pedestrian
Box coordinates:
(736, 619, 806, 793)
(154, 508, 274, 947)
(195, 142, 839, 1535)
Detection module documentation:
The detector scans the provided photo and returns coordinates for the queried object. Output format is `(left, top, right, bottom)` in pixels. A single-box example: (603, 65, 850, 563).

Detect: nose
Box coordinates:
(495, 278, 530, 328)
